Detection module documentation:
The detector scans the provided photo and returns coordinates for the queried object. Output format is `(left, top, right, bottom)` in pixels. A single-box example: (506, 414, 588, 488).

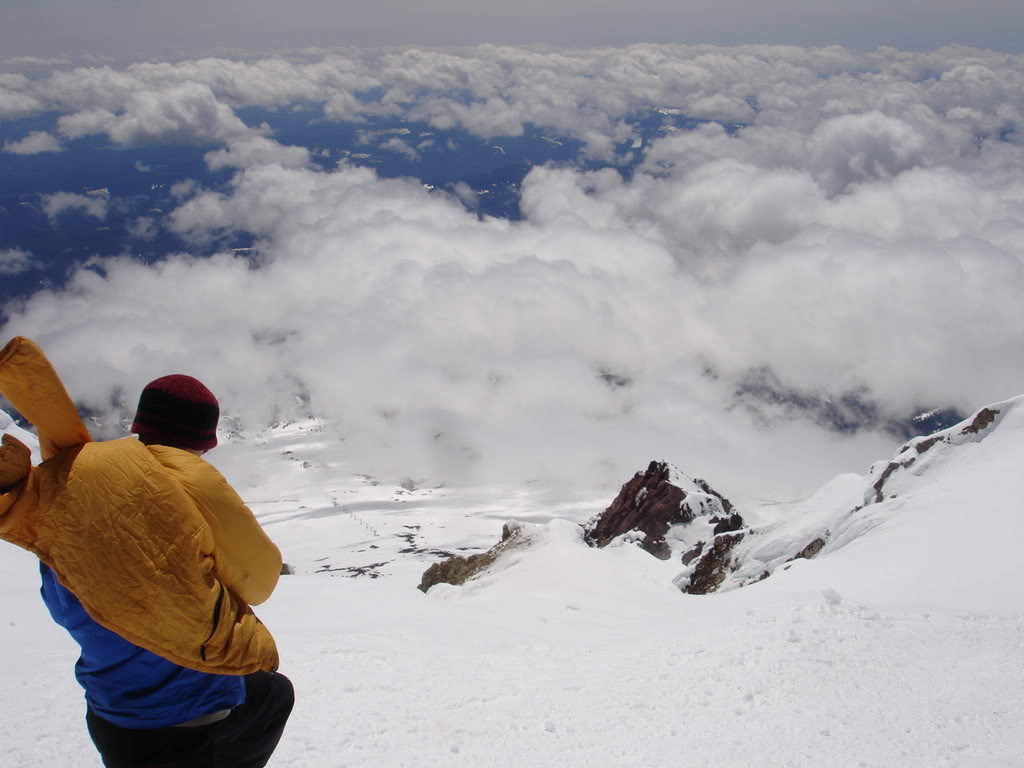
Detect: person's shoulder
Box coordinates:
(147, 444, 211, 475)
(68, 436, 154, 470)
(146, 444, 236, 498)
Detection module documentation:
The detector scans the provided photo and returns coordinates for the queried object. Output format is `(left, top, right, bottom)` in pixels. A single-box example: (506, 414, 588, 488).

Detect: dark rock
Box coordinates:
(584, 461, 690, 552)
(871, 464, 896, 503)
(418, 552, 498, 592)
(584, 461, 742, 574)
(645, 539, 673, 561)
(712, 513, 744, 535)
(961, 407, 999, 435)
(418, 523, 525, 593)
(871, 457, 916, 503)
(682, 533, 744, 594)
(317, 561, 389, 578)
(680, 541, 705, 566)
(793, 537, 826, 560)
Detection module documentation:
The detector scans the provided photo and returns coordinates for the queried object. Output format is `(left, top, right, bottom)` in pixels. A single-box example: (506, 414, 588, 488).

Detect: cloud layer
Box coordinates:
(2, 44, 1022, 496)
(0, 45, 1020, 157)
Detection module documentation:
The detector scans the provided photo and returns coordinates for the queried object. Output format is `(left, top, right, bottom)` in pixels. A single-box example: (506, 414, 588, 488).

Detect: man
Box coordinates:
(0, 337, 293, 767)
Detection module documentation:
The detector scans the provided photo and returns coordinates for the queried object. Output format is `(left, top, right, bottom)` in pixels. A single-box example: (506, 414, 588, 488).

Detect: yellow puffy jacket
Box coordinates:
(0, 337, 280, 675)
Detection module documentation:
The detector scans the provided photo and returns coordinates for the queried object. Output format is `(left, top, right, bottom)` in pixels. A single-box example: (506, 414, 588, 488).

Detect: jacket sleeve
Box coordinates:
(0, 434, 34, 545)
(0, 337, 92, 460)
(0, 434, 31, 491)
(152, 447, 282, 605)
(199, 472, 282, 606)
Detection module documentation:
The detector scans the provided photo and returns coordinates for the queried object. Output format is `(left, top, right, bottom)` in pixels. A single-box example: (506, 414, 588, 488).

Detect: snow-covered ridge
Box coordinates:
(421, 396, 1024, 613)
(572, 396, 1024, 608)
(865, 399, 1010, 505)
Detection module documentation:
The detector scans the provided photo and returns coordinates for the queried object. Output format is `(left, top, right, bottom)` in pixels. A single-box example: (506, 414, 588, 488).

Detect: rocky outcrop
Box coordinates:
(869, 404, 1006, 504)
(718, 401, 1016, 593)
(793, 538, 826, 561)
(680, 542, 704, 566)
(418, 398, 1020, 599)
(584, 460, 749, 593)
(584, 461, 691, 558)
(682, 532, 745, 594)
(962, 407, 999, 435)
(711, 513, 744, 535)
(418, 522, 526, 592)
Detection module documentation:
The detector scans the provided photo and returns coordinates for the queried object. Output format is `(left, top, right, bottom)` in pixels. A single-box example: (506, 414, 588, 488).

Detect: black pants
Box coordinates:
(86, 671, 295, 768)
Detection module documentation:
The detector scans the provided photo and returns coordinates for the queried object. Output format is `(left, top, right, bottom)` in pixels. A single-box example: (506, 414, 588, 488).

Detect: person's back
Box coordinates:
(0, 340, 293, 767)
(40, 562, 246, 729)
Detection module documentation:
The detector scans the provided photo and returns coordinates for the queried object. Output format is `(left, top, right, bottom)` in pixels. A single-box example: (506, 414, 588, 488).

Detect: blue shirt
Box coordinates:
(40, 563, 245, 729)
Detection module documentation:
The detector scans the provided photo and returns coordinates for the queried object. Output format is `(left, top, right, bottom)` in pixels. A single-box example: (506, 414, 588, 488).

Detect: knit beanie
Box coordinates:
(131, 374, 219, 451)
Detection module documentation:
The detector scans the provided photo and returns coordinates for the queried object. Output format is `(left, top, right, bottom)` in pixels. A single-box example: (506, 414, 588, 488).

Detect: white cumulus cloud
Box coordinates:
(2, 130, 62, 154)
(41, 191, 109, 221)
(204, 135, 311, 170)
(57, 82, 256, 146)
(2, 44, 1023, 497)
(0, 248, 38, 275)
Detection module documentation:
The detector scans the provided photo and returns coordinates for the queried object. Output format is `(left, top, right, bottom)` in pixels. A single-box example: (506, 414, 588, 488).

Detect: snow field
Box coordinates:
(265, 571, 1024, 768)
(5, 536, 1023, 767)
(3, 406, 1024, 766)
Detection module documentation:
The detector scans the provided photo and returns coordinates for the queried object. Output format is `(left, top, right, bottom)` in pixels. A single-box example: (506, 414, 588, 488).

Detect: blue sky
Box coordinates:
(2, 0, 1022, 59)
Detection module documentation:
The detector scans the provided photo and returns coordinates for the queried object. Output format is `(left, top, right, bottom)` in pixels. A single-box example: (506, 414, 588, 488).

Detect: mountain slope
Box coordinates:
(1, 400, 1023, 766)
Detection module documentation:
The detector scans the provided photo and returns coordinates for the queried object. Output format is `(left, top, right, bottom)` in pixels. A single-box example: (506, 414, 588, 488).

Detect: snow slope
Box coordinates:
(748, 398, 1024, 612)
(2, 402, 1023, 767)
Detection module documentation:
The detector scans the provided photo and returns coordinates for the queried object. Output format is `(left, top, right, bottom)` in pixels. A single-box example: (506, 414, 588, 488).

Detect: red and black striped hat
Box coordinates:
(130, 374, 219, 451)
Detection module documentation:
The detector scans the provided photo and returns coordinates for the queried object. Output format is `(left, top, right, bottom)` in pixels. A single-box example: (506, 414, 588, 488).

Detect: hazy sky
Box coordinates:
(2, 0, 1022, 60)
